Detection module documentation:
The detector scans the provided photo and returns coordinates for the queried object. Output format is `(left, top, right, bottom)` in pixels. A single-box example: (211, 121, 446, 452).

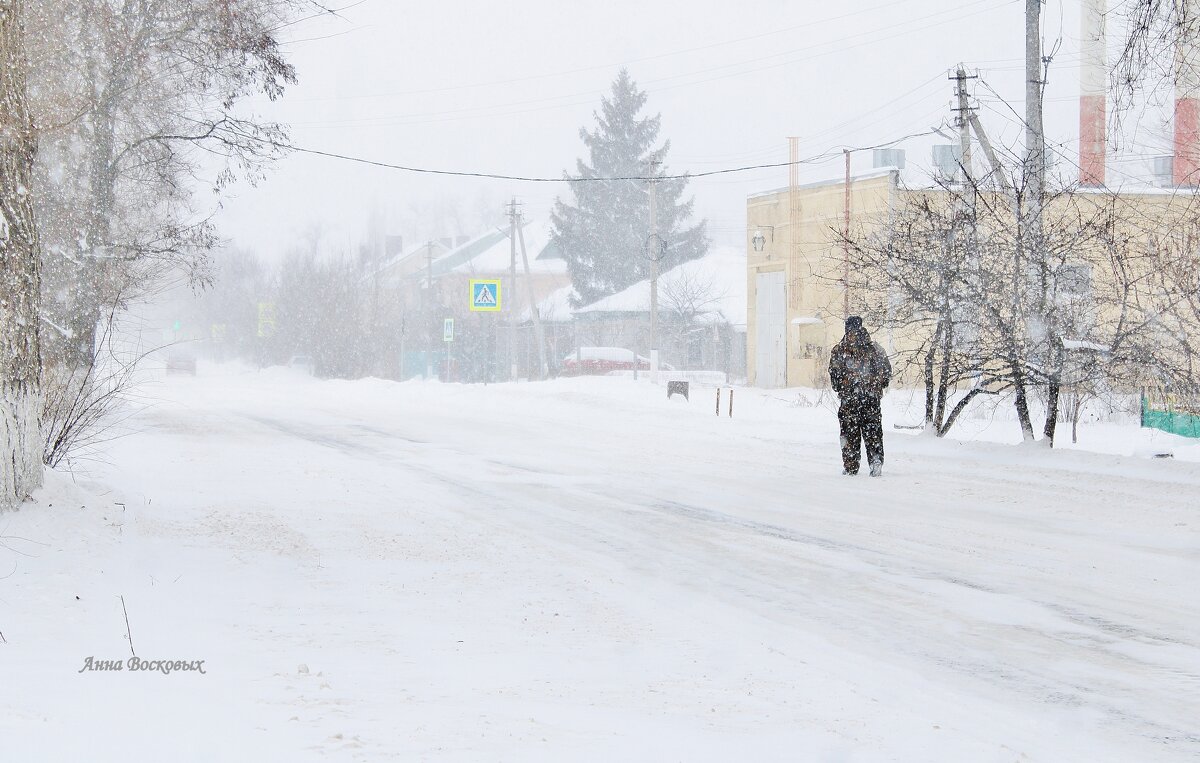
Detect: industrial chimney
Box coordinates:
(1177, 6, 1200, 185)
(1079, 0, 1106, 187)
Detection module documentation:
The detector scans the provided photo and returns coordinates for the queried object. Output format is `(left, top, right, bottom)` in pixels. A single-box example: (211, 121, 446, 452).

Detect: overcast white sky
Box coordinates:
(212, 0, 1173, 260)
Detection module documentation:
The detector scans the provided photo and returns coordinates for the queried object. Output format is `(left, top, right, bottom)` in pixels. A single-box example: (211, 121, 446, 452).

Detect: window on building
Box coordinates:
(1059, 263, 1093, 298)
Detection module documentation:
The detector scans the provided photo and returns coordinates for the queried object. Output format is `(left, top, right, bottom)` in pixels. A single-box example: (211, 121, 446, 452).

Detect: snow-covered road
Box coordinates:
(4, 369, 1199, 761)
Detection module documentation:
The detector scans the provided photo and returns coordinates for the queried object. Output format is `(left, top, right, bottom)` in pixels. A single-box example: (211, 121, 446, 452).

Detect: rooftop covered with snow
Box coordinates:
(433, 220, 567, 279)
(573, 245, 747, 327)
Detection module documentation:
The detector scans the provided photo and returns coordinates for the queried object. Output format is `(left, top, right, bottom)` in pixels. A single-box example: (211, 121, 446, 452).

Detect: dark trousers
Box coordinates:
(838, 395, 884, 473)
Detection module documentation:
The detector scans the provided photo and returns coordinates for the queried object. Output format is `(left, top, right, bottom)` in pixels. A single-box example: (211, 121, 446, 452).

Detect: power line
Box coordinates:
(279, 25, 367, 47)
(217, 123, 941, 183)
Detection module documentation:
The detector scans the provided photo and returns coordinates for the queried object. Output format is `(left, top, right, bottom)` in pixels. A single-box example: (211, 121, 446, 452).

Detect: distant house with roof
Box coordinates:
(371, 221, 745, 381)
(377, 220, 572, 381)
(369, 238, 458, 292)
(428, 220, 569, 313)
(569, 245, 747, 378)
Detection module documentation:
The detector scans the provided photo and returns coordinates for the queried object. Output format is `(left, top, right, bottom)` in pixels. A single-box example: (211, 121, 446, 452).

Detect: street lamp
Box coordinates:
(751, 226, 774, 255)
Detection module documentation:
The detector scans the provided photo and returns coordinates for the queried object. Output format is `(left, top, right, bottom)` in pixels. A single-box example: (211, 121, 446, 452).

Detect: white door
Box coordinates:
(755, 271, 786, 388)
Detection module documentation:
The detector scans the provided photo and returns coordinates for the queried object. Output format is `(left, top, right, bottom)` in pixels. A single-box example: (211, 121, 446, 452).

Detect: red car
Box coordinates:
(561, 347, 673, 376)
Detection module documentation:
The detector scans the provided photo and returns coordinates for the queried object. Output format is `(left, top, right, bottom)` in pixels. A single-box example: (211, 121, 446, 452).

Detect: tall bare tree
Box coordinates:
(843, 167, 1200, 445)
(29, 0, 320, 374)
(843, 193, 993, 436)
(1113, 1, 1199, 112)
(22, 0, 332, 465)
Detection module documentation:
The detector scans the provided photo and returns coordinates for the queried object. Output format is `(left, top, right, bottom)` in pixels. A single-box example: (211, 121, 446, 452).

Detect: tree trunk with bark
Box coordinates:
(1043, 340, 1064, 446)
(934, 306, 955, 430)
(0, 0, 43, 509)
(924, 320, 941, 431)
(1011, 359, 1036, 441)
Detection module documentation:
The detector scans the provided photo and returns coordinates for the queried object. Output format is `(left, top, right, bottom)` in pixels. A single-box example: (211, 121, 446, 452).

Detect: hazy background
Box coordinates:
(212, 0, 1171, 258)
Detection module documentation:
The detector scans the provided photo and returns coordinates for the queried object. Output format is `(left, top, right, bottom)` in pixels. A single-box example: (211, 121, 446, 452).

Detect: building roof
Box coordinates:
(428, 228, 511, 278)
(748, 165, 1200, 202)
(521, 283, 578, 322)
(367, 239, 453, 284)
(748, 167, 899, 201)
(438, 219, 568, 278)
(574, 245, 747, 327)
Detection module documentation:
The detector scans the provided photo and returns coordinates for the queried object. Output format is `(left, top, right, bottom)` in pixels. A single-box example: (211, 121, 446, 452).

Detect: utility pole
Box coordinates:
(647, 159, 661, 379)
(507, 198, 520, 381)
(424, 241, 434, 379)
(426, 242, 434, 290)
(788, 136, 800, 388)
(1025, 0, 1045, 245)
(842, 149, 852, 317)
(951, 67, 979, 253)
(969, 113, 1014, 196)
(952, 66, 977, 191)
(516, 212, 549, 379)
(1024, 0, 1047, 443)
(952, 66, 981, 363)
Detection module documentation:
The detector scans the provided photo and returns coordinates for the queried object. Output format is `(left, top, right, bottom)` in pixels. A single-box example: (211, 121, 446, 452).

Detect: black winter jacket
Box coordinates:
(829, 330, 892, 399)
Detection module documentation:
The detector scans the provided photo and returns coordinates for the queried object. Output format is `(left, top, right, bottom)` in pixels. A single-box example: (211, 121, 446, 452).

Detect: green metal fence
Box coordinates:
(1141, 394, 1200, 438)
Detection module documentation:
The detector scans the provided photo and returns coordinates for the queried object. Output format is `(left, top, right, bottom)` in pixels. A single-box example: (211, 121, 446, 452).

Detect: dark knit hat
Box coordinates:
(845, 315, 864, 332)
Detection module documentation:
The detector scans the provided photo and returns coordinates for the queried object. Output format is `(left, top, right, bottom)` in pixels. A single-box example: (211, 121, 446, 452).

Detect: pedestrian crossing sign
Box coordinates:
(470, 279, 502, 312)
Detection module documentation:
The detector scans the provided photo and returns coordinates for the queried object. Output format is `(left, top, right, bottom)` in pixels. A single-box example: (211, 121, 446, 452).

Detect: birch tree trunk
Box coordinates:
(0, 0, 43, 509)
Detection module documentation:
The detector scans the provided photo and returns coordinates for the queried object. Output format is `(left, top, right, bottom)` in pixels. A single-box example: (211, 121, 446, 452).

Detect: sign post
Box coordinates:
(443, 318, 455, 381)
(469, 280, 502, 382)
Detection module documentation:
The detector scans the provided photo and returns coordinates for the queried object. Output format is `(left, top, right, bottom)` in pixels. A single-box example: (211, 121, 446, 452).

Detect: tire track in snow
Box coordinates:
(227, 408, 1200, 758)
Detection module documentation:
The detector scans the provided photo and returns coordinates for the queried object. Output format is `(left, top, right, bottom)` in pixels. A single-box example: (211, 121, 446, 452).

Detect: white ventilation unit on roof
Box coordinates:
(872, 148, 906, 169)
(932, 144, 962, 179)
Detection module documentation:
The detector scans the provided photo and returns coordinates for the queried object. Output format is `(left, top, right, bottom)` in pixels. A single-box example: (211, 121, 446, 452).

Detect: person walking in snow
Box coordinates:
(828, 316, 892, 477)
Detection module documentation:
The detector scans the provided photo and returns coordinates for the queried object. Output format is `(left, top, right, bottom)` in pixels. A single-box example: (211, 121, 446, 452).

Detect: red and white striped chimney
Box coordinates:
(1079, 0, 1106, 187)
(1176, 7, 1200, 185)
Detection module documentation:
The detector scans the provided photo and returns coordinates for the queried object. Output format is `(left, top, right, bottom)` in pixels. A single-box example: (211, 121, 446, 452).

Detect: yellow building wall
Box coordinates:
(747, 171, 897, 388)
(747, 172, 1198, 390)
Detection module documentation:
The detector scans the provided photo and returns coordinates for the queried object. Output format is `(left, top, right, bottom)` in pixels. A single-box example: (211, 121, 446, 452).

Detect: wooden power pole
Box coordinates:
(647, 159, 661, 378)
(1025, 0, 1046, 245)
(507, 198, 520, 381)
(516, 213, 548, 379)
(842, 149, 852, 317)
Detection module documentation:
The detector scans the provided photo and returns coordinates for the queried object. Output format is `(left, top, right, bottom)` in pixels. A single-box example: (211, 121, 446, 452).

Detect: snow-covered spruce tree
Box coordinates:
(551, 69, 707, 306)
(0, 0, 43, 509)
